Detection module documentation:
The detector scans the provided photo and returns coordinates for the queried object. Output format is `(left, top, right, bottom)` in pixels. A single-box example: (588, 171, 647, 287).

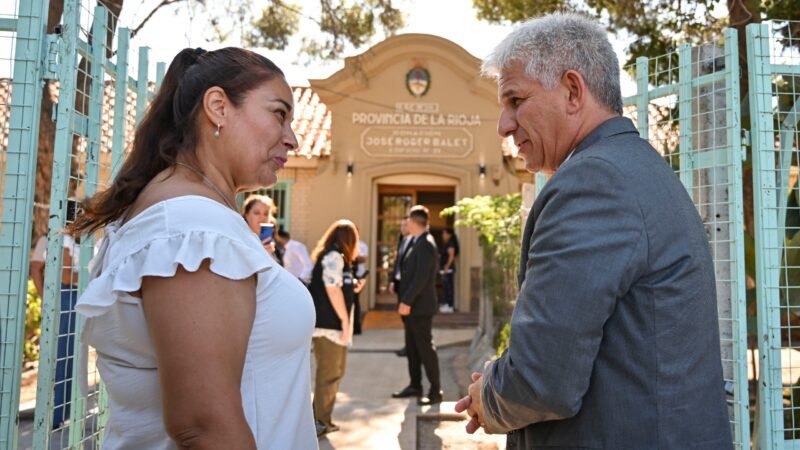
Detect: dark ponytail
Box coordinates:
(70, 47, 284, 235)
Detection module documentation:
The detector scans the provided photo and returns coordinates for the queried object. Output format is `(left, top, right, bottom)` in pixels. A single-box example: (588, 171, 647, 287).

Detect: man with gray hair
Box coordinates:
(455, 13, 732, 449)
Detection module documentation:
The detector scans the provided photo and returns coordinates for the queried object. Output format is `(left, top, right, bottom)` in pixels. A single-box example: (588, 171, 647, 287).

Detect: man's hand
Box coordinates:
(398, 302, 411, 316)
(455, 371, 490, 434)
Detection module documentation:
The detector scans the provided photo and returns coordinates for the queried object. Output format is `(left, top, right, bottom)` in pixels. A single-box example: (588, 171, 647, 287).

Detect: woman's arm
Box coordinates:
(444, 247, 456, 271)
(30, 261, 45, 297)
(325, 286, 351, 343)
(141, 260, 257, 450)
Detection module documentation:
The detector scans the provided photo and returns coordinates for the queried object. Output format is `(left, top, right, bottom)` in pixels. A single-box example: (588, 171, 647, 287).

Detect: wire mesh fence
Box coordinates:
(623, 28, 750, 449)
(0, 0, 156, 447)
(748, 19, 800, 448)
(30, 0, 156, 447)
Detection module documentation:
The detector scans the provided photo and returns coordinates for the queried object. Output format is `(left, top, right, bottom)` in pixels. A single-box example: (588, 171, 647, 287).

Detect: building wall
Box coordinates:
(278, 167, 317, 248)
(286, 34, 524, 311)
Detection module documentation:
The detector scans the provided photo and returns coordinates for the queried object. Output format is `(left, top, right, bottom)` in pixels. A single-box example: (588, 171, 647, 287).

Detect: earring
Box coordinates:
(214, 123, 221, 138)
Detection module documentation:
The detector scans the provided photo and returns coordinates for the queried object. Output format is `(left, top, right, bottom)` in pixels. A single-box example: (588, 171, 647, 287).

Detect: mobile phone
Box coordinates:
(259, 223, 274, 241)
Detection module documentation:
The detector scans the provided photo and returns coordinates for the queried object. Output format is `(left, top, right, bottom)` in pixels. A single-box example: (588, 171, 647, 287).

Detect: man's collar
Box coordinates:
(570, 116, 638, 159)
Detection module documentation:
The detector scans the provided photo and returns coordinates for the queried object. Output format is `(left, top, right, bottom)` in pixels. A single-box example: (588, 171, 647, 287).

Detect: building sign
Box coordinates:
(352, 102, 481, 158)
(406, 66, 431, 97)
(360, 127, 473, 157)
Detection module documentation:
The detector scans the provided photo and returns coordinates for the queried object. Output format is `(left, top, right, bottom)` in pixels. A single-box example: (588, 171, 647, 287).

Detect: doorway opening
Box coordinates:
(374, 185, 455, 309)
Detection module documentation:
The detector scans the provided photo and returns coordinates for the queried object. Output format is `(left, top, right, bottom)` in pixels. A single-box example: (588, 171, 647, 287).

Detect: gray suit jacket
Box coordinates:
(481, 117, 733, 449)
(399, 232, 438, 316)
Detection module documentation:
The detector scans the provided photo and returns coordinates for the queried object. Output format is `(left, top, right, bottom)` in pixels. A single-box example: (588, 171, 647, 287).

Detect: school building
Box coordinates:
(263, 33, 532, 312)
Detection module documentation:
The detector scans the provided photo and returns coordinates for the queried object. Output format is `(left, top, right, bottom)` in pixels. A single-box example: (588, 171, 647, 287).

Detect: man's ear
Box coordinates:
(202, 86, 228, 128)
(561, 70, 586, 115)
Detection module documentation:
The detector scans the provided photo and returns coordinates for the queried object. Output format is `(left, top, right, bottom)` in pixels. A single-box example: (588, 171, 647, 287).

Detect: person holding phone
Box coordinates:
(308, 219, 365, 436)
(242, 194, 282, 264)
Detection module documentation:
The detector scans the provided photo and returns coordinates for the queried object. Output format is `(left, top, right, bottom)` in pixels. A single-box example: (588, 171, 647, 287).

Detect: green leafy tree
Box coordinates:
(442, 194, 523, 351)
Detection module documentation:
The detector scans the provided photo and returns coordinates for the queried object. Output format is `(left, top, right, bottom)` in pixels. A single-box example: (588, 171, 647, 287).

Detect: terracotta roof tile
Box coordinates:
(291, 86, 331, 158)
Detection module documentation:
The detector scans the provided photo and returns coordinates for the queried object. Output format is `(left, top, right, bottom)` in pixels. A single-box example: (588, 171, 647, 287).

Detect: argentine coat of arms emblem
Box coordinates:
(405, 66, 431, 97)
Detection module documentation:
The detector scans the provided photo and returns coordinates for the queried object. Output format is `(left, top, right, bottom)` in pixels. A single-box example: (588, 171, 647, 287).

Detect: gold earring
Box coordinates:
(214, 123, 221, 138)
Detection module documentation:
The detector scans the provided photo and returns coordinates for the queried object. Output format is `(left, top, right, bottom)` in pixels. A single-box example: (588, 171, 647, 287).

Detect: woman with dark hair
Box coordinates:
(308, 219, 365, 437)
(439, 227, 459, 313)
(70, 48, 317, 449)
(242, 193, 282, 264)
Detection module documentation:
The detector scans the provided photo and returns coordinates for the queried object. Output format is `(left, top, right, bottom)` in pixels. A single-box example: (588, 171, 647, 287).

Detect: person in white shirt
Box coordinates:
(29, 200, 83, 429)
(68, 47, 317, 449)
(275, 228, 313, 284)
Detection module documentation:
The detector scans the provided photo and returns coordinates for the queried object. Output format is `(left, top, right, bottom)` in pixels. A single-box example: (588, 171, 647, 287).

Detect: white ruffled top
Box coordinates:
(76, 196, 318, 450)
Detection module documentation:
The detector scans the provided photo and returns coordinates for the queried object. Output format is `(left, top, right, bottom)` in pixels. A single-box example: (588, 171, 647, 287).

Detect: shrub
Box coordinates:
(25, 279, 42, 364)
(442, 193, 522, 353)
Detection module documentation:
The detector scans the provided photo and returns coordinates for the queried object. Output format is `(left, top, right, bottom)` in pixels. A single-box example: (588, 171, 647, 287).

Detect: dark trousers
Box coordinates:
(53, 286, 77, 428)
(440, 271, 455, 308)
(404, 315, 440, 394)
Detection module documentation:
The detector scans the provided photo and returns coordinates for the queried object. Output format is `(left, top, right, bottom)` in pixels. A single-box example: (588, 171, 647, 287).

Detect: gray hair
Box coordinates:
(482, 13, 622, 115)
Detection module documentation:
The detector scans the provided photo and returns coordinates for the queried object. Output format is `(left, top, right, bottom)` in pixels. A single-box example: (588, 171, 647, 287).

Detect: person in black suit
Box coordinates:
(391, 205, 442, 405)
(390, 217, 412, 357)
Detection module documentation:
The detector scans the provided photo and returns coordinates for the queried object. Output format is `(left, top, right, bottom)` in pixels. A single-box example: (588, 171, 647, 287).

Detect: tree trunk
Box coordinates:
(33, 0, 124, 242)
(727, 0, 761, 245)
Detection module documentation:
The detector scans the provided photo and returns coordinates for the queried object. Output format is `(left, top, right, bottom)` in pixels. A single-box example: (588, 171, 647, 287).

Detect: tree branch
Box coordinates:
(130, 0, 186, 39)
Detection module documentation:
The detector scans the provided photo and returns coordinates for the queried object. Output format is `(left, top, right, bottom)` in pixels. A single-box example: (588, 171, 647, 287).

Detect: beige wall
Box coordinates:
(286, 34, 524, 311)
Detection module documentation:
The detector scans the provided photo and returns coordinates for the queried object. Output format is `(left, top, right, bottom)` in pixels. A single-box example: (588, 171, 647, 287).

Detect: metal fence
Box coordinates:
(749, 19, 800, 449)
(0, 0, 161, 447)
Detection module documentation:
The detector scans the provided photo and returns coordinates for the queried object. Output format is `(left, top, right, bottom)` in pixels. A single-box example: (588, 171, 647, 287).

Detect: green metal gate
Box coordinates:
(0, 0, 161, 447)
(749, 19, 800, 449)
(622, 28, 751, 449)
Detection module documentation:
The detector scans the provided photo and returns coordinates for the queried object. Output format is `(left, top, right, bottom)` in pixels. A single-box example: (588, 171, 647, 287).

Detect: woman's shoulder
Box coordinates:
(120, 195, 245, 236)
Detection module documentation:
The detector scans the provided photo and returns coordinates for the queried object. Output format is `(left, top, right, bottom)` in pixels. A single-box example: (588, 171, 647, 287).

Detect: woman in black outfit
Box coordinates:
(438, 227, 459, 313)
(308, 219, 365, 436)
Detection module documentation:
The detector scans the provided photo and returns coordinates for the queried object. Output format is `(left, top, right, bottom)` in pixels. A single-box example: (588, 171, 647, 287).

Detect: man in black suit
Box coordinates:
(391, 205, 442, 405)
(390, 217, 412, 357)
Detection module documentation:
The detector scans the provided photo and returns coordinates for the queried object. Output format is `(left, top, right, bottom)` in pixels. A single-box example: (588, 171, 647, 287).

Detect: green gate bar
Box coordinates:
(722, 27, 749, 448)
(67, 5, 108, 447)
(677, 43, 695, 200)
(747, 22, 783, 450)
(110, 28, 130, 180)
(0, 0, 50, 447)
(136, 46, 150, 125)
(32, 0, 81, 446)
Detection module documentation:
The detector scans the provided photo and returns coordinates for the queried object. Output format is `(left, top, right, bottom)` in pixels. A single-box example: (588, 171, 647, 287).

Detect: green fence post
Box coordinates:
(67, 5, 108, 447)
(32, 0, 81, 446)
(678, 43, 695, 200)
(136, 46, 150, 125)
(0, 0, 49, 447)
(723, 27, 750, 449)
(748, 22, 782, 450)
(156, 61, 166, 92)
(635, 57, 649, 140)
(110, 28, 129, 180)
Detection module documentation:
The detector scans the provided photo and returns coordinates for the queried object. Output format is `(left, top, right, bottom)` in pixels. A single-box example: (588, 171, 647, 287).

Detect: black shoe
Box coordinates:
(417, 390, 443, 405)
(391, 386, 422, 398)
(395, 347, 407, 357)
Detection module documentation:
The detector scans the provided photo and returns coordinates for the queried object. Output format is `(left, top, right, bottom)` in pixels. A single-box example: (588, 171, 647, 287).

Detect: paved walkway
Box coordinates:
(317, 327, 506, 449)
